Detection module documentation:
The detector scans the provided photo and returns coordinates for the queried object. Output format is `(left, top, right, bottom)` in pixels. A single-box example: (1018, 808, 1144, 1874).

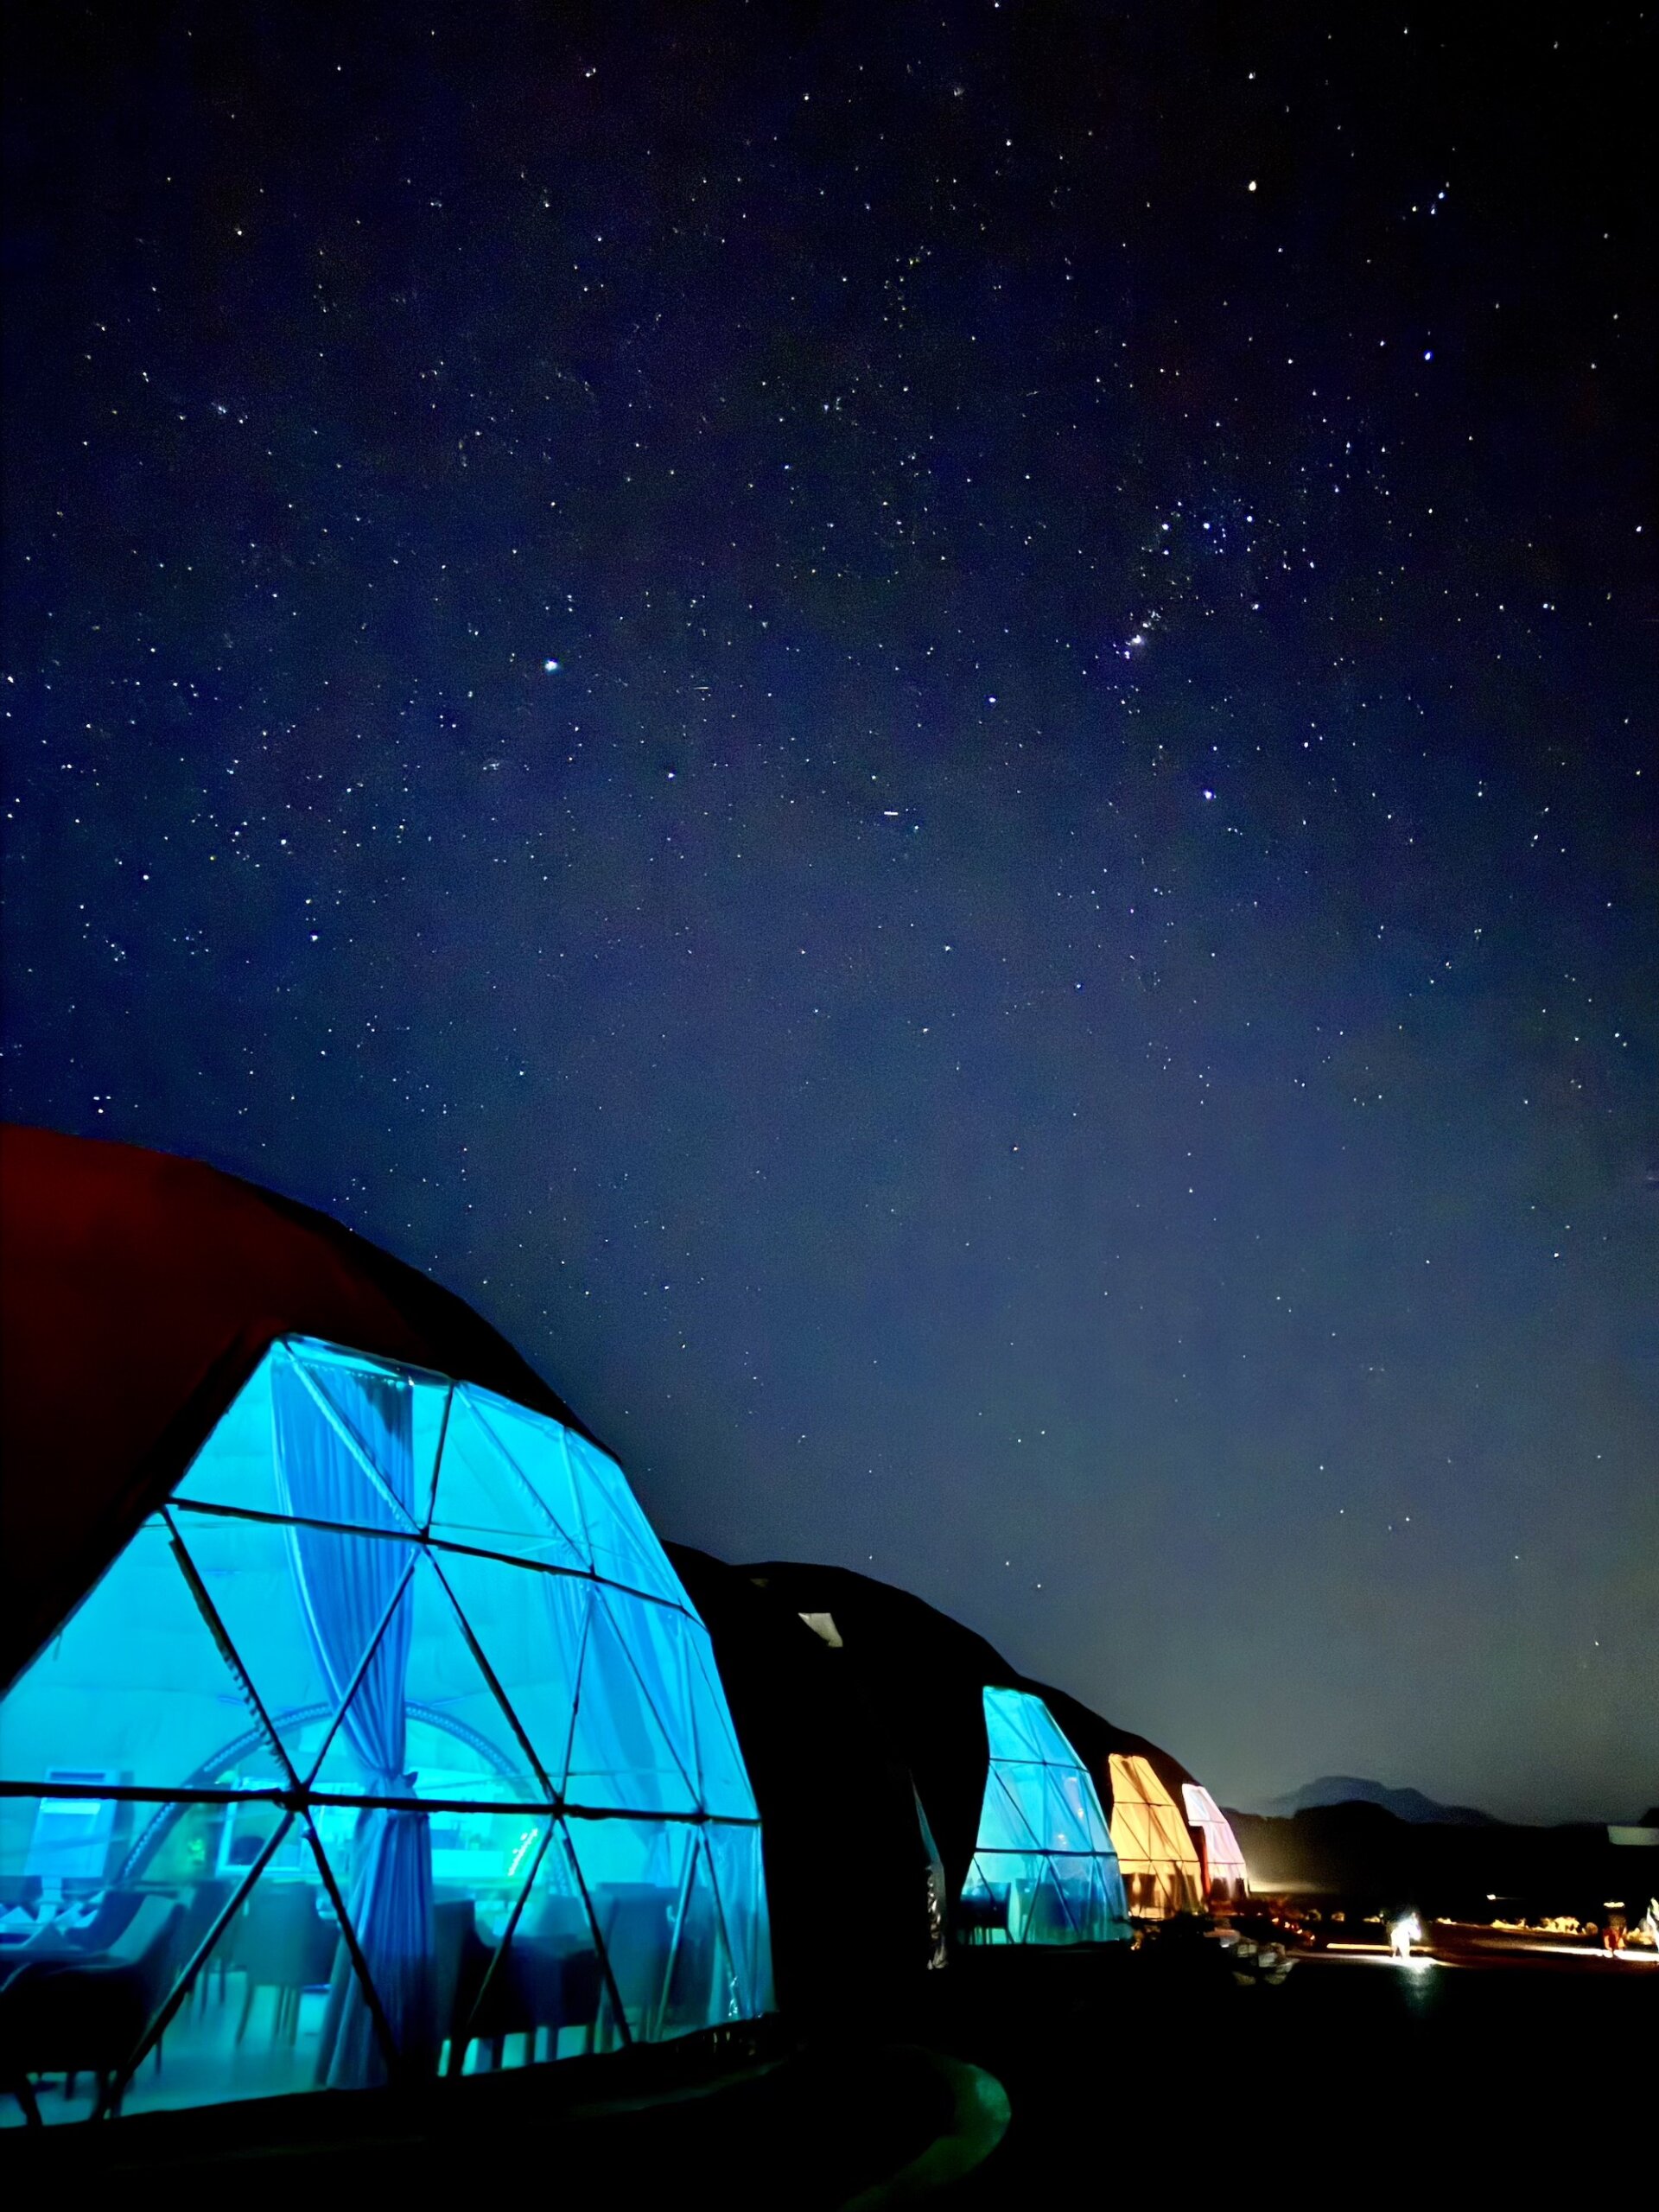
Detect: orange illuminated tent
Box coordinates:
(1107, 1753, 1205, 1917)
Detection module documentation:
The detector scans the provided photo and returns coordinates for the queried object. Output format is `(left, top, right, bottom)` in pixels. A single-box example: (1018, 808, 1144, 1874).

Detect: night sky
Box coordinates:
(3, 4, 1655, 1823)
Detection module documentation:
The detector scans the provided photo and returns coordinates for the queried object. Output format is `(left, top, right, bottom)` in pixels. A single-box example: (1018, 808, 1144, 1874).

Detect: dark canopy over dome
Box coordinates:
(0, 1124, 589, 1688)
(742, 1560, 1200, 1902)
(665, 1546, 943, 2016)
(743, 1562, 1014, 1905)
(1029, 1678, 1200, 1818)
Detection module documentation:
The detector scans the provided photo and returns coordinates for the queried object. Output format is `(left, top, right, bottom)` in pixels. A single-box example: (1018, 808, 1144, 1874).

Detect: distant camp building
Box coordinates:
(0, 1128, 772, 2128)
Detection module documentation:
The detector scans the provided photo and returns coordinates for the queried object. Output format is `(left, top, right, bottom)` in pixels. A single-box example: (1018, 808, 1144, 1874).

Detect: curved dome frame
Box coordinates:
(118, 1700, 525, 1885)
(960, 1688, 1130, 1947)
(0, 1336, 772, 2126)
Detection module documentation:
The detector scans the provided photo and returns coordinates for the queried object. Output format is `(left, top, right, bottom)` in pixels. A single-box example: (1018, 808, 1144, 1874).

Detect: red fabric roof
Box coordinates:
(0, 1125, 587, 1688)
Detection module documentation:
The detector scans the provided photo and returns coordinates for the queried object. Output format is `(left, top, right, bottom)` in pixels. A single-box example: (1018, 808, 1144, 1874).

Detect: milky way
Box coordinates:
(3, 4, 1655, 1820)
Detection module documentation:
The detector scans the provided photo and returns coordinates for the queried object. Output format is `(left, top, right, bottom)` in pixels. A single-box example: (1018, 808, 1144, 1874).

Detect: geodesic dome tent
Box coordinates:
(1105, 1755, 1205, 1917)
(1032, 1681, 1214, 1917)
(741, 1563, 1020, 1915)
(961, 1688, 1129, 1946)
(742, 1565, 1131, 1951)
(0, 1128, 772, 2130)
(665, 1546, 948, 2015)
(1180, 1783, 1249, 1905)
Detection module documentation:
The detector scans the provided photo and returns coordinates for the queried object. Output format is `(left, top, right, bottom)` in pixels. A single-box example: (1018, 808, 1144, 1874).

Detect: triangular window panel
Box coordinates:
(309, 1549, 539, 1804)
(321, 1804, 431, 2079)
(0, 1520, 264, 1796)
(460, 1388, 590, 1558)
(272, 1345, 419, 1535)
(428, 1390, 586, 1570)
(169, 1507, 366, 1787)
(976, 1766, 1042, 1853)
(595, 1587, 698, 1785)
(659, 1834, 738, 2039)
(528, 1824, 624, 2056)
(283, 1336, 448, 1513)
(1094, 1856, 1132, 1936)
(295, 1807, 410, 2088)
(436, 1811, 563, 2074)
(564, 1592, 698, 1817)
(402, 1554, 545, 1802)
(462, 1821, 608, 2061)
(512, 1822, 599, 1950)
(171, 1351, 282, 1516)
(1073, 1772, 1113, 1854)
(304, 1342, 448, 1531)
(1027, 1703, 1076, 1765)
(20, 1822, 371, 2125)
(962, 1851, 1018, 1937)
(1019, 1862, 1058, 1943)
(175, 1345, 416, 1535)
(301, 1802, 365, 1948)
(448, 1810, 551, 1947)
(984, 1694, 1041, 1766)
(308, 1807, 467, 2085)
(1045, 1768, 1101, 1855)
(704, 1821, 774, 2021)
(86, 1834, 280, 2115)
(289, 1532, 418, 1792)
(565, 1815, 696, 2041)
(1043, 1862, 1087, 1941)
(683, 1625, 759, 1820)
(188, 1828, 352, 2092)
(432, 1546, 585, 1798)
(282, 1343, 423, 1526)
(563, 1432, 686, 1606)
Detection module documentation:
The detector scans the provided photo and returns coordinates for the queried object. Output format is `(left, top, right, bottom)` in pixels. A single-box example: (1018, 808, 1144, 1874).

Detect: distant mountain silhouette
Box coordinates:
(1259, 1775, 1498, 1826)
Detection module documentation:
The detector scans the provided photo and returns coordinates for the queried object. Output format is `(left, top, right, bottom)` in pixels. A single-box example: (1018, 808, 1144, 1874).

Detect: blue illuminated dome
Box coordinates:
(0, 1129, 772, 2128)
(739, 1565, 1154, 1950)
(960, 1688, 1130, 1946)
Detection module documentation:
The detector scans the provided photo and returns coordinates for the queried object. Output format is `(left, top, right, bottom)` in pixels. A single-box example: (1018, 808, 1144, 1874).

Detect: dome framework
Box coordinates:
(0, 1131, 772, 2129)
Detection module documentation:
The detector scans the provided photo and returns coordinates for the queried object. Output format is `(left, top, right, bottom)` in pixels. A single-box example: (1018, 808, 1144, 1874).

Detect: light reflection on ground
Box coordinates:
(1310, 1935, 1657, 1971)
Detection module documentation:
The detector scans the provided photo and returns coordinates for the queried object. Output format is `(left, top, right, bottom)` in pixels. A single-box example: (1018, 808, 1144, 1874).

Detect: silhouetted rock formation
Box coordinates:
(1259, 1776, 1497, 1826)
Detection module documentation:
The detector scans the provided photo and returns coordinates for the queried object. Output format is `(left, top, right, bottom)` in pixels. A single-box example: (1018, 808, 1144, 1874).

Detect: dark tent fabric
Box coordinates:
(0, 1124, 592, 1689)
(740, 1563, 1028, 1907)
(664, 1547, 942, 2015)
(742, 1562, 1207, 1912)
(1030, 1680, 1202, 1821)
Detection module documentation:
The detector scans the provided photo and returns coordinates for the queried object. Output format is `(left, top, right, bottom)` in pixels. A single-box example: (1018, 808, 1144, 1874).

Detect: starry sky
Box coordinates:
(3, 4, 1656, 1823)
